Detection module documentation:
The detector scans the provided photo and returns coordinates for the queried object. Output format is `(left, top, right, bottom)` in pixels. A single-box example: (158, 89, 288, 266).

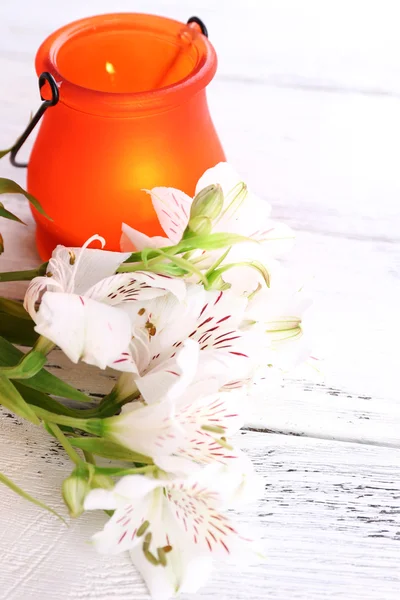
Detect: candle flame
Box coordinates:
(105, 62, 116, 75)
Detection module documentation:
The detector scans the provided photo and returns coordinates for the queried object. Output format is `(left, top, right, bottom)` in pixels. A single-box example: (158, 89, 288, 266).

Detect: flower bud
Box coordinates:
(62, 469, 90, 518)
(187, 215, 212, 236)
(190, 184, 224, 221)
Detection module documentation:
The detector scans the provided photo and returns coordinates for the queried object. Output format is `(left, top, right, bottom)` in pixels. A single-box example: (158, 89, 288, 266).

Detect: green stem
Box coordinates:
(83, 450, 95, 464)
(46, 422, 84, 466)
(0, 263, 48, 283)
(120, 245, 179, 266)
(32, 406, 102, 435)
(117, 255, 166, 273)
(94, 465, 157, 477)
(155, 249, 208, 286)
(33, 336, 55, 356)
(205, 246, 232, 278)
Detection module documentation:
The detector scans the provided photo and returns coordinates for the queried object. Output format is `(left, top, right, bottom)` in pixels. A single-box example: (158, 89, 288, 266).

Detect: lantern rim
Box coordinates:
(35, 13, 218, 116)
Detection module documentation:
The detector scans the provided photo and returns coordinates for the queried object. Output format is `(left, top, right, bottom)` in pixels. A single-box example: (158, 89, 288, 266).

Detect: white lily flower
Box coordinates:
(24, 235, 186, 369)
(84, 465, 263, 600)
(121, 162, 294, 258)
(110, 283, 263, 398)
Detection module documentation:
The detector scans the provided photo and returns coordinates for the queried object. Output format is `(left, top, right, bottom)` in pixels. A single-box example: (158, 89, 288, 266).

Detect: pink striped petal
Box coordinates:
(144, 187, 192, 243)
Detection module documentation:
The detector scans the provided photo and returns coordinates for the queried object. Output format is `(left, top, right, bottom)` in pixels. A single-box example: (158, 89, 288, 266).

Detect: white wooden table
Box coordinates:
(1, 1, 399, 598)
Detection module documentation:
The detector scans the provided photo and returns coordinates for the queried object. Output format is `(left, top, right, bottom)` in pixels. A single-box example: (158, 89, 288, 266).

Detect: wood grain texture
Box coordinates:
(1, 415, 399, 600)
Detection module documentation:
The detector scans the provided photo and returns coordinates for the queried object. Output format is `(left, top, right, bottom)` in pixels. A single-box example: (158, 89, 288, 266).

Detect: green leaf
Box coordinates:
(69, 437, 153, 463)
(0, 313, 39, 346)
(14, 381, 93, 417)
(0, 374, 40, 424)
(0, 147, 12, 159)
(0, 471, 65, 522)
(0, 336, 92, 402)
(0, 233, 3, 255)
(0, 297, 30, 320)
(0, 201, 25, 224)
(0, 350, 47, 379)
(0, 178, 52, 220)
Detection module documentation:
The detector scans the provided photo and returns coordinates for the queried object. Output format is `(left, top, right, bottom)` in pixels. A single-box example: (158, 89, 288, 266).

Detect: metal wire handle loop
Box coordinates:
(10, 71, 59, 168)
(187, 16, 209, 38)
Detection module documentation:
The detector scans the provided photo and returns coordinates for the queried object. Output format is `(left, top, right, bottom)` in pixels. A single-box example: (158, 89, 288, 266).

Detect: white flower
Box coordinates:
(102, 342, 246, 474)
(244, 282, 312, 371)
(121, 163, 294, 295)
(84, 465, 263, 600)
(24, 235, 185, 369)
(121, 162, 293, 253)
(110, 283, 263, 397)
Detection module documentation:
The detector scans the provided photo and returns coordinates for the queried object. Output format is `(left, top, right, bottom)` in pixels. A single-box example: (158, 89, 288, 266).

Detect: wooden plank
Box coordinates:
(1, 418, 399, 599)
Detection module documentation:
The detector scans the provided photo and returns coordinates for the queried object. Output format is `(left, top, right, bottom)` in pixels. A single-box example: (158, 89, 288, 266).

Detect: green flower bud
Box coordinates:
(187, 215, 212, 236)
(62, 469, 90, 518)
(190, 184, 224, 220)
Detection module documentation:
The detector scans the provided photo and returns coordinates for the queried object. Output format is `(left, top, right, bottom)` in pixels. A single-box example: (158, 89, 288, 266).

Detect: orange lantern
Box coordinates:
(11, 14, 225, 259)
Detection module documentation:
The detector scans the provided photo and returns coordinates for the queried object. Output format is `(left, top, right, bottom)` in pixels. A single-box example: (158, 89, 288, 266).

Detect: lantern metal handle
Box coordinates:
(187, 16, 208, 37)
(10, 71, 59, 168)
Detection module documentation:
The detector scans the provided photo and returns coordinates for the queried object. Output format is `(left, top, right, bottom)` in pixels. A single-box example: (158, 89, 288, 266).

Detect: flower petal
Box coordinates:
(244, 283, 312, 369)
(165, 478, 251, 559)
(165, 390, 245, 468)
(196, 460, 265, 508)
(34, 292, 131, 368)
(24, 276, 62, 320)
(107, 398, 184, 457)
(83, 488, 119, 511)
(48, 238, 131, 295)
(121, 222, 171, 252)
(145, 187, 192, 243)
(246, 220, 295, 254)
(85, 476, 164, 554)
(195, 162, 244, 200)
(136, 339, 200, 404)
(129, 536, 213, 600)
(85, 271, 186, 305)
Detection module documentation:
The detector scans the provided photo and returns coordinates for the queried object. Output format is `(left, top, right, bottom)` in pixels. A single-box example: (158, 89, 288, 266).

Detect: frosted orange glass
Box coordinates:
(27, 13, 225, 259)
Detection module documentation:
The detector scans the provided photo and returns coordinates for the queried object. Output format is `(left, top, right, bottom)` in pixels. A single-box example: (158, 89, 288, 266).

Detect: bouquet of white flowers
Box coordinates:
(0, 162, 311, 599)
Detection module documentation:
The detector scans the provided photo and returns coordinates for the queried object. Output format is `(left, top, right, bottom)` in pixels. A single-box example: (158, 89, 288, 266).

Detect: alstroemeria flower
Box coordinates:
(84, 465, 263, 600)
(24, 235, 185, 369)
(102, 342, 246, 474)
(121, 162, 293, 253)
(244, 283, 312, 370)
(110, 283, 263, 398)
(121, 164, 294, 295)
